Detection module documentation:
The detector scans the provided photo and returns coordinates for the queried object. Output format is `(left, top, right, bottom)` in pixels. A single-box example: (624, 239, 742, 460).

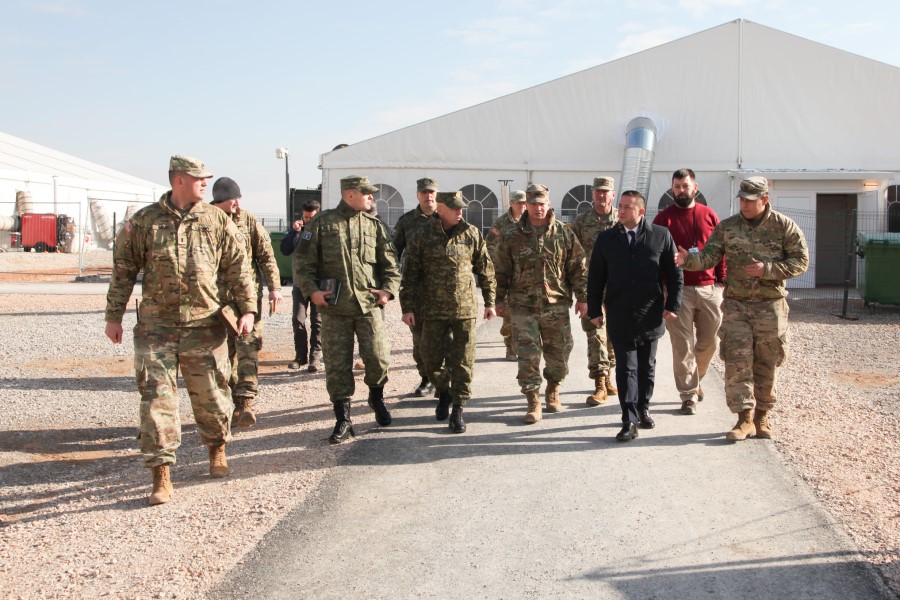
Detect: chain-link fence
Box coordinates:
(780, 209, 900, 319)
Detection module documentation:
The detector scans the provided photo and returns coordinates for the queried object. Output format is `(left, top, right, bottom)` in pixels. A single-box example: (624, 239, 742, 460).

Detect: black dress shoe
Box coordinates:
(638, 409, 655, 429)
(436, 390, 453, 421)
(616, 423, 638, 442)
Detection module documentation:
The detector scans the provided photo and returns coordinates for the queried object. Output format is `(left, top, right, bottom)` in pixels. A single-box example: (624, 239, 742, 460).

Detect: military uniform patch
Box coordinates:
(302, 231, 312, 240)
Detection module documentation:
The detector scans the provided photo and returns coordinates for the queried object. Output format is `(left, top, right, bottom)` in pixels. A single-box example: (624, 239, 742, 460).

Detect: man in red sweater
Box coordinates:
(653, 169, 726, 415)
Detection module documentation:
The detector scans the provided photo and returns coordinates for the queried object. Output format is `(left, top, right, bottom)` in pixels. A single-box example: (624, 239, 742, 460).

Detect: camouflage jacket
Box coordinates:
(218, 209, 281, 301)
(399, 217, 496, 320)
(682, 205, 809, 301)
(105, 192, 256, 327)
(486, 209, 518, 263)
(494, 209, 587, 308)
(392, 205, 437, 262)
(570, 205, 618, 263)
(294, 200, 400, 317)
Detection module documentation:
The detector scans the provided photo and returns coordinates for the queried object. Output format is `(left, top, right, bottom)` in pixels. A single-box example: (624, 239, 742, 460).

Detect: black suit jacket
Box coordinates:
(587, 217, 683, 345)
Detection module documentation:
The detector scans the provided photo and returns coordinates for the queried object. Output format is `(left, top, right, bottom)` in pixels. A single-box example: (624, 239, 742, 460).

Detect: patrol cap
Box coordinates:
(417, 177, 439, 192)
(737, 176, 768, 200)
(592, 176, 615, 191)
(525, 183, 549, 203)
(510, 190, 527, 203)
(169, 155, 213, 179)
(211, 177, 241, 204)
(436, 191, 467, 209)
(340, 175, 379, 194)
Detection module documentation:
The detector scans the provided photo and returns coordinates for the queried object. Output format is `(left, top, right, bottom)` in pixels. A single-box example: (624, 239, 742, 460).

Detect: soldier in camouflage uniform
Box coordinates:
(294, 175, 401, 444)
(677, 176, 809, 441)
(392, 177, 441, 397)
(570, 176, 619, 405)
(210, 177, 283, 428)
(494, 183, 588, 424)
(486, 189, 527, 361)
(400, 191, 496, 433)
(104, 155, 257, 506)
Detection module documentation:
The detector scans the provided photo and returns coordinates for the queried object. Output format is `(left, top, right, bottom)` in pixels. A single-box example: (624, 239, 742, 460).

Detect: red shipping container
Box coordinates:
(21, 213, 58, 252)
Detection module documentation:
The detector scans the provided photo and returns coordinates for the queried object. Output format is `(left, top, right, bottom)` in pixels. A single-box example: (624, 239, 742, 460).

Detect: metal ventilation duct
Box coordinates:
(619, 117, 657, 199)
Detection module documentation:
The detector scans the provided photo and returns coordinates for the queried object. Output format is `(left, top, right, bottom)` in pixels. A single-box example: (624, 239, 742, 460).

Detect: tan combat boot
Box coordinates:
(604, 374, 618, 396)
(545, 381, 562, 413)
(209, 444, 228, 478)
(148, 464, 173, 506)
(231, 397, 244, 426)
(725, 409, 756, 441)
(754, 409, 772, 439)
(586, 376, 608, 406)
(523, 390, 542, 424)
(237, 397, 257, 428)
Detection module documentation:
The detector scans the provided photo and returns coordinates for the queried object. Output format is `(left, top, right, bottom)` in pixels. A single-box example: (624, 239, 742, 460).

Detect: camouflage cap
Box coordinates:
(340, 175, 379, 194)
(525, 183, 549, 203)
(169, 155, 213, 179)
(737, 176, 768, 199)
(510, 190, 527, 203)
(417, 177, 439, 192)
(592, 176, 615, 191)
(436, 191, 467, 209)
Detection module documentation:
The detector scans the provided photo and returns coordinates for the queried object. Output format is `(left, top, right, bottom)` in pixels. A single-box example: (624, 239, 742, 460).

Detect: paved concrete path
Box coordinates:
(213, 314, 887, 599)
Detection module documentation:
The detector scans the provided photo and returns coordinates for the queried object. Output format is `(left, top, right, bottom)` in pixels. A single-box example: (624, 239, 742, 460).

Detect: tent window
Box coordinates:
(461, 184, 499, 237)
(887, 185, 900, 233)
(561, 185, 592, 224)
(372, 184, 404, 229)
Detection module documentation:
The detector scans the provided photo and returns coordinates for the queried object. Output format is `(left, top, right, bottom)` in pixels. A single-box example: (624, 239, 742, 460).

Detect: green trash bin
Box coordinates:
(856, 232, 900, 306)
(268, 231, 294, 286)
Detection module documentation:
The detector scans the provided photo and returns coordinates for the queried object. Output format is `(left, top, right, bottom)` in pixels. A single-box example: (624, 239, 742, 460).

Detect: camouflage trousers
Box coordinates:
(133, 322, 233, 468)
(720, 297, 789, 413)
(320, 309, 389, 402)
(511, 304, 574, 393)
(421, 318, 477, 406)
(408, 316, 428, 378)
(500, 311, 514, 352)
(581, 310, 613, 378)
(227, 313, 264, 400)
(664, 284, 723, 401)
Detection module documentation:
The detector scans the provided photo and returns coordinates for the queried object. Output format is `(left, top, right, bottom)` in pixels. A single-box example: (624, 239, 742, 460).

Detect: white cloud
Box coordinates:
(32, 1, 86, 15)
(678, 0, 754, 18)
(445, 16, 542, 46)
(447, 0, 594, 46)
(613, 26, 688, 57)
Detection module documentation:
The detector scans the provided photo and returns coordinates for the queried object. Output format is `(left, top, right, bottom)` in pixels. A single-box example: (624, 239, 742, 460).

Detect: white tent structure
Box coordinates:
(0, 131, 164, 252)
(320, 19, 900, 289)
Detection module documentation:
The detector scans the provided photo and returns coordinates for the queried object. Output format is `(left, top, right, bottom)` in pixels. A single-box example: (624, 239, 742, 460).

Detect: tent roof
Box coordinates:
(321, 19, 900, 174)
(0, 130, 164, 189)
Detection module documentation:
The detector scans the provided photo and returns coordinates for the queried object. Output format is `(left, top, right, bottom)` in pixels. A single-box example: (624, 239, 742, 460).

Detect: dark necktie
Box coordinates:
(628, 230, 636, 249)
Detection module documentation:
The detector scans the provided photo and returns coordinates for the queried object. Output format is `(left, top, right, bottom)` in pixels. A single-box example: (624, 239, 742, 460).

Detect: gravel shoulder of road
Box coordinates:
(0, 252, 897, 598)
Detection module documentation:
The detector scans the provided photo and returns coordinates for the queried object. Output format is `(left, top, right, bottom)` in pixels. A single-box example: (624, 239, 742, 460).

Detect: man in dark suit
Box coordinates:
(587, 190, 683, 441)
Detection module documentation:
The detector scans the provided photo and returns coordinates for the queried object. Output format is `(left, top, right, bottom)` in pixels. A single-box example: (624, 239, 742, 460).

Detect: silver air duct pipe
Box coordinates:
(619, 117, 657, 199)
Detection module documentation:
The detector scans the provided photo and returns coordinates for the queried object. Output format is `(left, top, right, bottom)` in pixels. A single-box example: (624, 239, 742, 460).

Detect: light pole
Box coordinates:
(275, 147, 290, 222)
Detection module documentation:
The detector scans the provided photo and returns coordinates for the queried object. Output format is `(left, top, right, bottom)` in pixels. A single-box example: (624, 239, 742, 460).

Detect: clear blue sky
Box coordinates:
(3, 0, 899, 216)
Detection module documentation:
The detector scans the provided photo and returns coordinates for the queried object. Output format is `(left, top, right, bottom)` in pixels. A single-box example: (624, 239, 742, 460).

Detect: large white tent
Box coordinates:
(0, 131, 164, 252)
(319, 19, 900, 288)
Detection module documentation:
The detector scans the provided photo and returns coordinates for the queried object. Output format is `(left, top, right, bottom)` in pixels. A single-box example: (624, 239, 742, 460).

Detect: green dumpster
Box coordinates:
(268, 231, 294, 286)
(856, 232, 900, 306)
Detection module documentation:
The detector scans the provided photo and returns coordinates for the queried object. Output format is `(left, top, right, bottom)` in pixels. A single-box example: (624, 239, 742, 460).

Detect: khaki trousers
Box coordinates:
(664, 284, 723, 401)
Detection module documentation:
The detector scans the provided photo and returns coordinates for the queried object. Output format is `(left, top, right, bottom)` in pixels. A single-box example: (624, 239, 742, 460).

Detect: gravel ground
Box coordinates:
(0, 251, 898, 598)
